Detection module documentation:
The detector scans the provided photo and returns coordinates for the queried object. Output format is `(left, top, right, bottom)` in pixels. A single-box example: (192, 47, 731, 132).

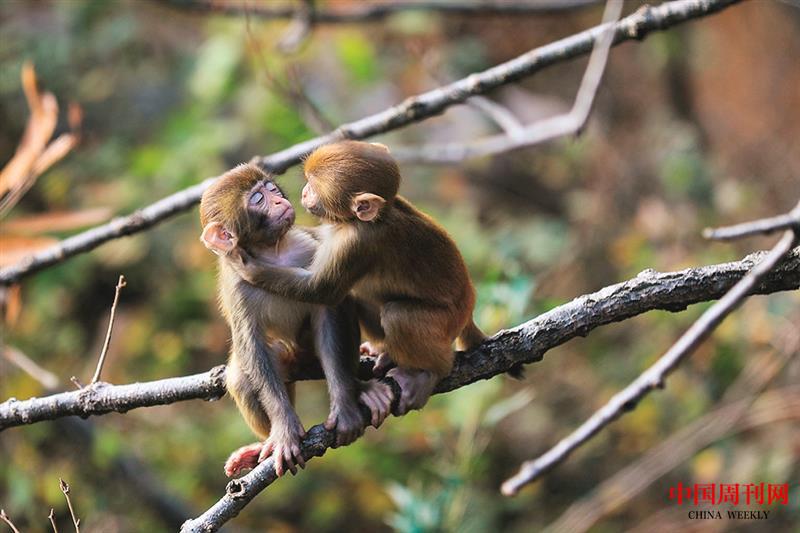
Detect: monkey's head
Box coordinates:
(301, 140, 400, 223)
(200, 163, 295, 255)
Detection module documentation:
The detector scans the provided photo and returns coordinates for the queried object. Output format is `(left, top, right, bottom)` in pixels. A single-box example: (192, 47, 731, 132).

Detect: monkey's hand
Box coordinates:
(258, 418, 306, 476)
(358, 380, 393, 428)
(324, 397, 366, 447)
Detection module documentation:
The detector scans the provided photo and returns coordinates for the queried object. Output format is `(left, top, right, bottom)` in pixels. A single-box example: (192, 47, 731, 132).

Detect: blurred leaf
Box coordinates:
(2, 207, 111, 234)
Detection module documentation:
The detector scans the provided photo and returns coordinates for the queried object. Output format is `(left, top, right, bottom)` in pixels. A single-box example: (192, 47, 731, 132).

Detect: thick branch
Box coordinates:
(195, 245, 797, 531)
(2, 248, 798, 433)
(0, 0, 742, 285)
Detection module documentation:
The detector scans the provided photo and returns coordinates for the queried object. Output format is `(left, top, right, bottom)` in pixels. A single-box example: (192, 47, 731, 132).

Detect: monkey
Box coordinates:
(229, 141, 486, 415)
(199, 163, 393, 478)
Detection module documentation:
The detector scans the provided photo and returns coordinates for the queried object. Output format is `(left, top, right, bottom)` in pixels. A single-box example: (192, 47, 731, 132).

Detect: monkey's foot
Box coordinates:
(224, 442, 263, 477)
(258, 421, 306, 477)
(324, 398, 366, 446)
(386, 367, 438, 415)
(359, 341, 382, 357)
(359, 380, 393, 428)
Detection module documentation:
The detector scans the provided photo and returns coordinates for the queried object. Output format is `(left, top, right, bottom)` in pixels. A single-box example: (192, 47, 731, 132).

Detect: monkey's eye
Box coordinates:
(249, 191, 264, 205)
(266, 182, 280, 194)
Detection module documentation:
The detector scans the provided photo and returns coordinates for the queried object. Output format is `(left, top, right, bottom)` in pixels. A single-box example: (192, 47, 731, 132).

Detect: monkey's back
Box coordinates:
(357, 196, 476, 311)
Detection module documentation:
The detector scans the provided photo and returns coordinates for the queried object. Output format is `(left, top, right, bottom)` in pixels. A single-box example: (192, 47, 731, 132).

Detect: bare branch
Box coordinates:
(49, 509, 58, 533)
(4, 345, 60, 390)
(59, 479, 80, 533)
(704, 201, 800, 240)
(90, 275, 127, 384)
(465, 96, 525, 137)
(3, 247, 799, 431)
(0, 0, 743, 285)
(276, 0, 315, 53)
(0, 366, 227, 430)
(175, 246, 796, 531)
(0, 509, 21, 533)
(501, 204, 800, 496)
(393, 0, 623, 163)
(548, 388, 800, 533)
(166, 0, 603, 21)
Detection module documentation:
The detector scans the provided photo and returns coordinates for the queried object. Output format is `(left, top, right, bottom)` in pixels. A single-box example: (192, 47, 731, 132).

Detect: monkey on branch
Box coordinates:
(230, 140, 486, 416)
(199, 164, 393, 478)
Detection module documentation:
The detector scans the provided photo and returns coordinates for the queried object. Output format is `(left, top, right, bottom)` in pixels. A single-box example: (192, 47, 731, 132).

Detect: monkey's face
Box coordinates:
(300, 180, 326, 218)
(243, 179, 296, 246)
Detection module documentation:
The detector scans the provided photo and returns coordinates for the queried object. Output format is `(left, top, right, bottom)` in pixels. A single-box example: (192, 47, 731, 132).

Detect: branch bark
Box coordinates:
(3, 248, 797, 433)
(0, 0, 742, 285)
(3, 247, 798, 433)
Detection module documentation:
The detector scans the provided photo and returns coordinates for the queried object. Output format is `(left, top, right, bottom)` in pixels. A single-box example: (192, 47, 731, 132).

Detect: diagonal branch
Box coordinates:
(501, 202, 800, 495)
(0, 0, 743, 285)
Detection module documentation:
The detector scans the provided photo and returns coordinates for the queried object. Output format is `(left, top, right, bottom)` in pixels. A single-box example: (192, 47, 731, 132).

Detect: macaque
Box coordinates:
(199, 163, 392, 477)
(231, 141, 486, 415)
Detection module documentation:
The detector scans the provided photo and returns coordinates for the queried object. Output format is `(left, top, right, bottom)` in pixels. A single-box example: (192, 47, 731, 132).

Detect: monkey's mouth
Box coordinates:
(276, 207, 295, 225)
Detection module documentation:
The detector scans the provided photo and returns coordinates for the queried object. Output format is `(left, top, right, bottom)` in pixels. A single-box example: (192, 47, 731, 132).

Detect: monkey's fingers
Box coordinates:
(258, 440, 276, 463)
(282, 447, 298, 475)
(292, 444, 306, 470)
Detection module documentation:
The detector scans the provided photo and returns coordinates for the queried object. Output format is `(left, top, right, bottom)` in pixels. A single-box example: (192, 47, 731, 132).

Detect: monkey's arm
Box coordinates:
(231, 249, 364, 306)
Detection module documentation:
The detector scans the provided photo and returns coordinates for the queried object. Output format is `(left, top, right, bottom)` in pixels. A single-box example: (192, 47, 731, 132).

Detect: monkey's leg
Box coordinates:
(224, 359, 272, 477)
(381, 302, 457, 415)
(233, 321, 306, 477)
(355, 299, 395, 377)
(313, 300, 373, 446)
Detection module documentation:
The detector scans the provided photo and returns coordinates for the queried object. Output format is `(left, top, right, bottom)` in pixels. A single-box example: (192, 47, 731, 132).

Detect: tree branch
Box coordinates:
(165, 0, 603, 22)
(0, 0, 742, 285)
(3, 248, 798, 433)
(501, 203, 800, 495)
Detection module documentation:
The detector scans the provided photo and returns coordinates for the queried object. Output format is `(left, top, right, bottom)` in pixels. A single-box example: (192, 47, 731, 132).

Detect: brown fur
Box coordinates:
(232, 142, 486, 380)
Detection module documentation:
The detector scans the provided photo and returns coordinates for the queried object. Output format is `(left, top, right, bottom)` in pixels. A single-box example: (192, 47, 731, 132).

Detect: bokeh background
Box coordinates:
(1, 1, 799, 531)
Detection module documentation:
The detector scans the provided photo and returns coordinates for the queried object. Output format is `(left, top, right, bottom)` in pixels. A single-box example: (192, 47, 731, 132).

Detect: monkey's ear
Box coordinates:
(370, 142, 390, 153)
(352, 193, 386, 222)
(201, 223, 237, 255)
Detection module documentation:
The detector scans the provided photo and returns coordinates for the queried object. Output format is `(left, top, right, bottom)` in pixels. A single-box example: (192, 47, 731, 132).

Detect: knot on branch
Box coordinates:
(226, 478, 249, 499)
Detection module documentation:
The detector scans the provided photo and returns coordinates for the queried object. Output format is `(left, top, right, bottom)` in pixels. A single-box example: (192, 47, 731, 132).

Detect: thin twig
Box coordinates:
(277, 0, 315, 53)
(59, 479, 80, 533)
(0, 510, 21, 533)
(49, 509, 58, 533)
(704, 201, 800, 240)
(90, 275, 127, 384)
(393, 0, 623, 163)
(501, 206, 800, 495)
(3, 345, 60, 390)
(0, 0, 743, 285)
(465, 96, 525, 137)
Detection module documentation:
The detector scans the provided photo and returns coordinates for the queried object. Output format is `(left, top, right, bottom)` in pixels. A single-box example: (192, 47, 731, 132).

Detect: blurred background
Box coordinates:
(1, 1, 799, 531)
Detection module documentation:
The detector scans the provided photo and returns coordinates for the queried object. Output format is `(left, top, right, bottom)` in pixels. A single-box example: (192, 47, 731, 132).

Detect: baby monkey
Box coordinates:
(200, 163, 392, 477)
(232, 141, 485, 415)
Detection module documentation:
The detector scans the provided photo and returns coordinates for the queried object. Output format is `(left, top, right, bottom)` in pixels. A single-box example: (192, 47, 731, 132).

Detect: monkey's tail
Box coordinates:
(455, 319, 486, 352)
(456, 319, 525, 380)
